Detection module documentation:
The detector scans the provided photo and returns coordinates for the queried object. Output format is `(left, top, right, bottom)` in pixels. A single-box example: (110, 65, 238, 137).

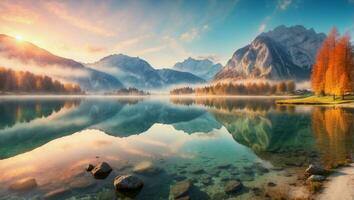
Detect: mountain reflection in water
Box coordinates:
(0, 97, 352, 200)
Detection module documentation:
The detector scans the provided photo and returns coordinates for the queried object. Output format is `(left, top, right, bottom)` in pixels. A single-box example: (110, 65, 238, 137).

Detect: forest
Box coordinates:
(0, 67, 82, 94)
(170, 81, 296, 96)
(311, 27, 354, 99)
(104, 87, 150, 96)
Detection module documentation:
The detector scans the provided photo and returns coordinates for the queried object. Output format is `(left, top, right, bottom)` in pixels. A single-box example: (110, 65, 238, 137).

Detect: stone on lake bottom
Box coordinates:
(267, 182, 277, 187)
(9, 178, 37, 191)
(43, 187, 71, 200)
(69, 177, 96, 190)
(224, 180, 243, 194)
(170, 180, 192, 199)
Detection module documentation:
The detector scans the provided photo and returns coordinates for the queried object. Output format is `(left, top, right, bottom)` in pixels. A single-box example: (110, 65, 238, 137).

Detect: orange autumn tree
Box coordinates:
(337, 34, 354, 98)
(311, 27, 354, 99)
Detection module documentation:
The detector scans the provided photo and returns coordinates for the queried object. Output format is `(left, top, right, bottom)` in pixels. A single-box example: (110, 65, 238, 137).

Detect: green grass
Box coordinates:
(276, 95, 354, 105)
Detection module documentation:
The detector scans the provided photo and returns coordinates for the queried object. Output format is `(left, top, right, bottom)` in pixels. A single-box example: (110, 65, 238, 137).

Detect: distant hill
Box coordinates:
(88, 54, 205, 89)
(156, 68, 205, 85)
(214, 25, 326, 82)
(173, 57, 222, 80)
(0, 34, 123, 91)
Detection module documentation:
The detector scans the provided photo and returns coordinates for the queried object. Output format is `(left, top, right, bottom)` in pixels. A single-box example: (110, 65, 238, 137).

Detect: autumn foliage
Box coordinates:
(0, 67, 81, 94)
(171, 81, 296, 95)
(311, 28, 354, 98)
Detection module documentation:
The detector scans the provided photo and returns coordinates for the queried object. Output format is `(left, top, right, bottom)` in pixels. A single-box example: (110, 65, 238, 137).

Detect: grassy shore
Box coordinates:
(276, 95, 354, 105)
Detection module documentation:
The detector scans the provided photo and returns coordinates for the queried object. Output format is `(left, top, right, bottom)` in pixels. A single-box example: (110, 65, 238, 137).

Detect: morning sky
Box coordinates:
(0, 0, 353, 68)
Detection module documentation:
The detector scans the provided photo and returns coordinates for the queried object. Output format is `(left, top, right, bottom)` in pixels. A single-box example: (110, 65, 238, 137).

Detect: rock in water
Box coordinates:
(170, 180, 192, 199)
(305, 164, 327, 175)
(307, 175, 326, 182)
(224, 180, 243, 194)
(9, 178, 37, 191)
(86, 164, 94, 172)
(114, 175, 144, 190)
(91, 162, 112, 179)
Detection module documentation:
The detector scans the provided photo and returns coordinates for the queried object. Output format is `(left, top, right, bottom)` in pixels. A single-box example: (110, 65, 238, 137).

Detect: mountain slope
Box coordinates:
(0, 34, 123, 91)
(214, 25, 326, 81)
(157, 69, 205, 85)
(173, 57, 222, 80)
(89, 54, 205, 89)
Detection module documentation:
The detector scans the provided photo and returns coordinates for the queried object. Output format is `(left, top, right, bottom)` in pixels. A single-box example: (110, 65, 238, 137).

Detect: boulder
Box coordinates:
(305, 164, 327, 175)
(114, 175, 144, 190)
(91, 162, 112, 179)
(307, 175, 326, 182)
(224, 180, 243, 193)
(9, 178, 37, 191)
(170, 180, 192, 199)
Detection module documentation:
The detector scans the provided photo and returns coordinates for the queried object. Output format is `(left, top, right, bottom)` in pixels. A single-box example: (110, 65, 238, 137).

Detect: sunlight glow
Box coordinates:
(15, 35, 23, 41)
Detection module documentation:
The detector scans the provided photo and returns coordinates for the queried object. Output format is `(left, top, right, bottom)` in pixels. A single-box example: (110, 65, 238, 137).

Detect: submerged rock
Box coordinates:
(44, 187, 71, 199)
(9, 178, 37, 191)
(69, 177, 96, 190)
(91, 162, 112, 179)
(224, 180, 243, 194)
(86, 164, 94, 172)
(114, 175, 144, 190)
(133, 161, 161, 175)
(307, 175, 326, 182)
(170, 180, 192, 199)
(305, 164, 327, 175)
(267, 182, 277, 187)
(217, 164, 232, 169)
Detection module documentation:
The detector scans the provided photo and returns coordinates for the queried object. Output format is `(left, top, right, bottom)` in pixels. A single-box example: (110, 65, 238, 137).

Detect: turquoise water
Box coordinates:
(0, 97, 352, 200)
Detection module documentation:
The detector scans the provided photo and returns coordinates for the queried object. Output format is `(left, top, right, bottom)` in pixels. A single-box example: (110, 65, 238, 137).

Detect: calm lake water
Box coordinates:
(0, 96, 353, 200)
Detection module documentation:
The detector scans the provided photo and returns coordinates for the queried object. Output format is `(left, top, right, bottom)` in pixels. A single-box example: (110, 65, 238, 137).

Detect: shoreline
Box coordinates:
(316, 163, 354, 200)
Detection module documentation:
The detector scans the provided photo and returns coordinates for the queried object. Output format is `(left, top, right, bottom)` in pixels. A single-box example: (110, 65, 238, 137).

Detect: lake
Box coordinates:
(0, 96, 353, 200)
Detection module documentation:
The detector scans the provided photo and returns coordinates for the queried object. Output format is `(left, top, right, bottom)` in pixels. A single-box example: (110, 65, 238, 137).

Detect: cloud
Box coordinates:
(85, 45, 107, 53)
(0, 3, 38, 24)
(44, 1, 113, 37)
(277, 0, 292, 10)
(180, 24, 209, 42)
(136, 46, 166, 55)
(258, 23, 267, 33)
(196, 55, 221, 63)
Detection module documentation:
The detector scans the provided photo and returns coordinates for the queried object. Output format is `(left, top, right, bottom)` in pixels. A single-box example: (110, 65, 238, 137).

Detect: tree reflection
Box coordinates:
(0, 99, 81, 129)
(312, 107, 353, 168)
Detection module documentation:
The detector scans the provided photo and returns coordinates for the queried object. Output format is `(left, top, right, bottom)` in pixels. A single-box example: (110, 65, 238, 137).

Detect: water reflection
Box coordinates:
(312, 107, 354, 168)
(0, 97, 353, 199)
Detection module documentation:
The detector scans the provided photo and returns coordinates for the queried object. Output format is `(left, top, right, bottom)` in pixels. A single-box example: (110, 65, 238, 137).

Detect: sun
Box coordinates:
(15, 35, 23, 41)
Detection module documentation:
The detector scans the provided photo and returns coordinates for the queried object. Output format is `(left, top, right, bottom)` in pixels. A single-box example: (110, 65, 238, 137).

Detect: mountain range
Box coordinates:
(173, 57, 222, 80)
(214, 25, 326, 82)
(0, 25, 328, 91)
(88, 54, 205, 89)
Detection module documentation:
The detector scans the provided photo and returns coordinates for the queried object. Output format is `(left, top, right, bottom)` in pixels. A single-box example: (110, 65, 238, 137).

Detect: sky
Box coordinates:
(0, 0, 353, 68)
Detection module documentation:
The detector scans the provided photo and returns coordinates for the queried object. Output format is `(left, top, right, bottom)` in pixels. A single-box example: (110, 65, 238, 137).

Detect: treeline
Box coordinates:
(170, 87, 194, 95)
(171, 81, 296, 95)
(0, 67, 82, 94)
(311, 27, 354, 99)
(105, 87, 150, 96)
